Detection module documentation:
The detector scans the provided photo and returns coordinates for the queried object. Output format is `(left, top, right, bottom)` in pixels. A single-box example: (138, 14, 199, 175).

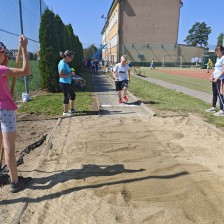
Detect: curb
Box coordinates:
(12, 118, 62, 224)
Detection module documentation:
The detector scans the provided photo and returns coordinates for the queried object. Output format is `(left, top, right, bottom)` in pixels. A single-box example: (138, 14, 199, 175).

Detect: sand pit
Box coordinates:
(0, 113, 222, 223)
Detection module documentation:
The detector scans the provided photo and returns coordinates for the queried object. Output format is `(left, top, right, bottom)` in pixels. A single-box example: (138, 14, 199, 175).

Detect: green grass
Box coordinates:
(8, 60, 41, 100)
(107, 72, 224, 127)
(129, 75, 224, 127)
(18, 72, 96, 116)
(137, 68, 212, 94)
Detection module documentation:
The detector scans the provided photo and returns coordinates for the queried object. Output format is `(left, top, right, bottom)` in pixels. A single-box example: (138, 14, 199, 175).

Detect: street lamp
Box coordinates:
(101, 14, 107, 23)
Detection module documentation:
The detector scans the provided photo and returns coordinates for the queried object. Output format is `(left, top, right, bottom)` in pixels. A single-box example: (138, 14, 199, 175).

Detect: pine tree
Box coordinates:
(184, 22, 211, 47)
(39, 9, 60, 92)
(217, 33, 224, 47)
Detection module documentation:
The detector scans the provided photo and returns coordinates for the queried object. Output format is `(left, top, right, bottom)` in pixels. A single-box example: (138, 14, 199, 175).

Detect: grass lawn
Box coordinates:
(106, 72, 224, 127)
(18, 72, 96, 116)
(137, 68, 212, 94)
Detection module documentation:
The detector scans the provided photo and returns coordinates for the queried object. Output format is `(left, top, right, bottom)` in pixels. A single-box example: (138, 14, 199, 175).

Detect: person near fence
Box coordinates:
(58, 50, 77, 116)
(113, 55, 131, 104)
(150, 58, 154, 70)
(0, 35, 32, 193)
(205, 46, 224, 116)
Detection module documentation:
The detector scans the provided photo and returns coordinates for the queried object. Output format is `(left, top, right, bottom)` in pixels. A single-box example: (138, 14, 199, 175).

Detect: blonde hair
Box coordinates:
(121, 55, 127, 61)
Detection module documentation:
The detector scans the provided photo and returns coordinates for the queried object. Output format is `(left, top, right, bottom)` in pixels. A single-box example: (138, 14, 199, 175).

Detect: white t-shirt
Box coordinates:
(113, 63, 131, 81)
(213, 56, 224, 79)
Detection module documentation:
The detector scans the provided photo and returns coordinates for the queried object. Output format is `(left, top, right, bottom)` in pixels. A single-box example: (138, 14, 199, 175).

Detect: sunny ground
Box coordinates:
(2, 66, 224, 223)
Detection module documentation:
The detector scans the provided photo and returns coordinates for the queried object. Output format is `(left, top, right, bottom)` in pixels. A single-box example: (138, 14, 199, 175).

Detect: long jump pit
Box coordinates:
(1, 111, 224, 223)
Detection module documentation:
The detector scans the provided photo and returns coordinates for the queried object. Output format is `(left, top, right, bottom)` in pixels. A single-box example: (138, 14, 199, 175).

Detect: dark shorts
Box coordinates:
(115, 80, 128, 91)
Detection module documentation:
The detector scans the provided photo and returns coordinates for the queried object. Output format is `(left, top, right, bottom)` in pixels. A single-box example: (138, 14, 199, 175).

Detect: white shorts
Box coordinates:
(0, 109, 16, 132)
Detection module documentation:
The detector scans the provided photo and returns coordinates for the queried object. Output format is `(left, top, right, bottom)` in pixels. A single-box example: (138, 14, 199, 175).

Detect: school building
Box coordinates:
(101, 0, 204, 66)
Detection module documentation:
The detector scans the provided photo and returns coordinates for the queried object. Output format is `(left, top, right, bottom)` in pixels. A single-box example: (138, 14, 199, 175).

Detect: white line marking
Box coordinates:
(101, 104, 139, 107)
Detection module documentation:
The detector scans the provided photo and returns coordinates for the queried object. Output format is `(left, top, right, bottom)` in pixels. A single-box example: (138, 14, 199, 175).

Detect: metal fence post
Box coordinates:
(19, 0, 29, 94)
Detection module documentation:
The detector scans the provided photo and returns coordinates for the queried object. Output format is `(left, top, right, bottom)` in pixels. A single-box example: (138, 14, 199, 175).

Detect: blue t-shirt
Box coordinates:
(58, 59, 72, 84)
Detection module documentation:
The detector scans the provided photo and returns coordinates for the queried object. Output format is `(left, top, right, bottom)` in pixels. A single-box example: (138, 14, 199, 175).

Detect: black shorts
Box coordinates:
(115, 80, 128, 91)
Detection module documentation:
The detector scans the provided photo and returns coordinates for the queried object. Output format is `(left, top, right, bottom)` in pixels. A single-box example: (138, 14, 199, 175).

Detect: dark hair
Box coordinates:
(60, 50, 74, 58)
(0, 42, 7, 52)
(215, 46, 224, 54)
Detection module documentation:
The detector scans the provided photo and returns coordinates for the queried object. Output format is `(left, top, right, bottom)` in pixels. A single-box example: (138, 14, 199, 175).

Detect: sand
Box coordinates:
(1, 112, 223, 223)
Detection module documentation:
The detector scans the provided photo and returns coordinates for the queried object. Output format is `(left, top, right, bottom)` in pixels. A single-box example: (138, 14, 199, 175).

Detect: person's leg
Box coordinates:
(68, 84, 76, 112)
(123, 87, 128, 97)
(212, 81, 218, 108)
(0, 109, 18, 182)
(0, 131, 3, 169)
(216, 80, 224, 111)
(118, 91, 122, 99)
(2, 131, 17, 183)
(60, 82, 69, 113)
(122, 80, 129, 102)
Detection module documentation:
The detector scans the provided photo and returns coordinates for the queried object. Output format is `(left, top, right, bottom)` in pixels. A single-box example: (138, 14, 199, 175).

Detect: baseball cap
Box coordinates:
(0, 42, 7, 52)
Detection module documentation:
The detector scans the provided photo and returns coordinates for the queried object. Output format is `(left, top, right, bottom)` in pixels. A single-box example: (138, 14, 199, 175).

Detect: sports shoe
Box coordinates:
(118, 98, 122, 104)
(70, 109, 77, 114)
(205, 107, 216, 112)
(10, 176, 32, 193)
(123, 96, 128, 102)
(63, 111, 71, 116)
(213, 110, 224, 116)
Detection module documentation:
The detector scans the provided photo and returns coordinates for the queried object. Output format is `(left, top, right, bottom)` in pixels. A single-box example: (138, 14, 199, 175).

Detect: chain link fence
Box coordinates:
(0, 0, 48, 100)
(0, 1, 49, 223)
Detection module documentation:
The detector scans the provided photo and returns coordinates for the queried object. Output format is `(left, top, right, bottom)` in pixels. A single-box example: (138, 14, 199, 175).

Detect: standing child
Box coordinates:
(113, 55, 131, 104)
(0, 35, 32, 193)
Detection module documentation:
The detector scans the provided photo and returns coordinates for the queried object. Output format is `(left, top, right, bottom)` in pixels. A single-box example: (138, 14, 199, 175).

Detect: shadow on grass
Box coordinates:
(124, 100, 159, 105)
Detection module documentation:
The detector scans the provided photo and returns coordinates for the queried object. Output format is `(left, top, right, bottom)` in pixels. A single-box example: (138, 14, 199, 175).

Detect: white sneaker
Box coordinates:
(213, 110, 224, 116)
(205, 107, 216, 112)
(63, 111, 71, 116)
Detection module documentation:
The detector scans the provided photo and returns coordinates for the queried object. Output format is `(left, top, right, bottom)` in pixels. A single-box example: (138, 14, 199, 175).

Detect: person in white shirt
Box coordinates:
(112, 55, 131, 104)
(205, 46, 224, 116)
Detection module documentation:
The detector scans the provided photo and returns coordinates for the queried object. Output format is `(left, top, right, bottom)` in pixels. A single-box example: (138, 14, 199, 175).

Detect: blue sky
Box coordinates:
(43, 0, 223, 49)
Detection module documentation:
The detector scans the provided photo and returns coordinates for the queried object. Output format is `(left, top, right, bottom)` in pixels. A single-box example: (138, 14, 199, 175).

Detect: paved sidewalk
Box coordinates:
(134, 75, 212, 104)
(92, 73, 155, 117)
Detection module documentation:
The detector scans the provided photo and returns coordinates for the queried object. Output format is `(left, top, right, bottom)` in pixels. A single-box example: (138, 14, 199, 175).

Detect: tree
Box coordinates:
(83, 44, 98, 59)
(39, 9, 60, 92)
(184, 22, 211, 47)
(217, 33, 224, 47)
(39, 10, 83, 92)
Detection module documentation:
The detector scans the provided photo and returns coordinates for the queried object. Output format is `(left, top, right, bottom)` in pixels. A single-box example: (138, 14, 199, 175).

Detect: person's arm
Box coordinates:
(128, 70, 131, 83)
(59, 70, 75, 78)
(4, 35, 31, 77)
(112, 65, 117, 80)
